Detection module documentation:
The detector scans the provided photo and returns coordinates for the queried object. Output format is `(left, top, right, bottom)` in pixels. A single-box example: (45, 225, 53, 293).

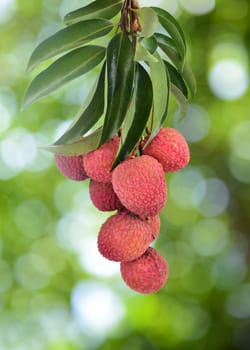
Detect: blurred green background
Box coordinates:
(0, 0, 250, 349)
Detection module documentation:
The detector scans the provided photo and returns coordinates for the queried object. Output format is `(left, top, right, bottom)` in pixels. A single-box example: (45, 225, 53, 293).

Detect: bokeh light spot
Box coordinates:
(226, 284, 250, 318)
(169, 166, 205, 209)
(14, 253, 50, 290)
(229, 154, 250, 184)
(0, 259, 13, 293)
(78, 235, 120, 278)
(194, 178, 230, 217)
(71, 281, 125, 337)
(211, 246, 247, 289)
(174, 104, 210, 143)
(208, 59, 249, 100)
(191, 219, 228, 256)
(179, 0, 215, 15)
(14, 200, 51, 238)
(230, 121, 250, 160)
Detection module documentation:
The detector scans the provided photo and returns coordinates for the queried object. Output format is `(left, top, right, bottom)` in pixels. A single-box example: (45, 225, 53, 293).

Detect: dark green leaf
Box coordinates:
(152, 7, 186, 61)
(41, 128, 102, 156)
(22, 45, 105, 108)
(64, 0, 122, 25)
(145, 52, 170, 145)
(54, 62, 106, 145)
(27, 19, 113, 72)
(164, 61, 188, 98)
(183, 61, 196, 97)
(139, 7, 159, 38)
(155, 33, 183, 69)
(156, 33, 196, 97)
(99, 33, 135, 145)
(112, 63, 153, 168)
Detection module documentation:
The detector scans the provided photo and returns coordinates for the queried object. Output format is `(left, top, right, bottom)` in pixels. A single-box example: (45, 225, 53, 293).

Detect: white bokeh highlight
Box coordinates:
(208, 59, 249, 100)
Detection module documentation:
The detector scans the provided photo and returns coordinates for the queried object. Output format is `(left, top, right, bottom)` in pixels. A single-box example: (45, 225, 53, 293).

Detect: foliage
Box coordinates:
(0, 1, 250, 350)
(23, 0, 195, 166)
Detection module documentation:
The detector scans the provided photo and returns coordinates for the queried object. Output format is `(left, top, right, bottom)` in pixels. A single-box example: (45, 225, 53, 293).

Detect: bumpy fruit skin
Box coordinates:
(144, 215, 160, 240)
(89, 180, 123, 212)
(83, 136, 120, 183)
(54, 154, 88, 181)
(112, 155, 167, 217)
(120, 247, 169, 294)
(97, 211, 153, 262)
(142, 128, 190, 172)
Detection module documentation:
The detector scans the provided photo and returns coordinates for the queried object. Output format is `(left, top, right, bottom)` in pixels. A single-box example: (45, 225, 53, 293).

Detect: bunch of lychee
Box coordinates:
(54, 128, 190, 294)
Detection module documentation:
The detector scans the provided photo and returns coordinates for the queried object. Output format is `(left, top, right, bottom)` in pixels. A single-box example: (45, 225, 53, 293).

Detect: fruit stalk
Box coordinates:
(120, 0, 141, 49)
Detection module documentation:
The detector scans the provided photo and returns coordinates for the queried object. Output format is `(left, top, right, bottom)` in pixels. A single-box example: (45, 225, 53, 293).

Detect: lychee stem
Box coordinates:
(120, 0, 141, 50)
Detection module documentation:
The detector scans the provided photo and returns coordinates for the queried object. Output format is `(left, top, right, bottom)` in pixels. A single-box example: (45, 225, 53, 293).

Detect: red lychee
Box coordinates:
(144, 215, 160, 240)
(120, 247, 169, 294)
(142, 128, 190, 172)
(112, 155, 167, 217)
(89, 180, 123, 212)
(83, 136, 120, 183)
(97, 210, 153, 262)
(54, 154, 88, 181)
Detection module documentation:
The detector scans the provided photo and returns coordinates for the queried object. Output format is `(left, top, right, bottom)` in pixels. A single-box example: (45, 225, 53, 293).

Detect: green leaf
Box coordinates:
(146, 51, 170, 145)
(41, 128, 102, 156)
(141, 36, 158, 54)
(99, 33, 135, 145)
(152, 7, 186, 61)
(164, 61, 188, 98)
(64, 0, 122, 25)
(171, 84, 188, 118)
(183, 61, 196, 97)
(156, 33, 196, 97)
(135, 42, 158, 64)
(112, 63, 153, 168)
(139, 7, 159, 38)
(22, 45, 105, 108)
(27, 19, 113, 72)
(155, 33, 183, 69)
(54, 62, 106, 145)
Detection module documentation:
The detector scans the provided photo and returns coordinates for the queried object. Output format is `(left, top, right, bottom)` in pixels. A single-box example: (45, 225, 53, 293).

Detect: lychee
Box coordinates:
(112, 155, 167, 217)
(83, 136, 120, 183)
(144, 215, 160, 240)
(120, 247, 169, 294)
(97, 210, 153, 262)
(54, 154, 88, 181)
(89, 180, 123, 212)
(142, 128, 190, 172)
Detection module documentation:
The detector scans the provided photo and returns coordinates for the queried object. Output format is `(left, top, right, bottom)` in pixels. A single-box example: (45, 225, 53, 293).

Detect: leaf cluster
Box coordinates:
(23, 0, 196, 167)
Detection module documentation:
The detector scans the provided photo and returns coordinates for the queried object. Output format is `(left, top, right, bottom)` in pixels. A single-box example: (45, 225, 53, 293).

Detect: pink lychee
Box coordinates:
(97, 210, 153, 262)
(83, 136, 120, 183)
(89, 180, 123, 212)
(142, 128, 190, 172)
(120, 247, 169, 294)
(144, 214, 160, 240)
(54, 154, 88, 181)
(112, 155, 167, 217)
